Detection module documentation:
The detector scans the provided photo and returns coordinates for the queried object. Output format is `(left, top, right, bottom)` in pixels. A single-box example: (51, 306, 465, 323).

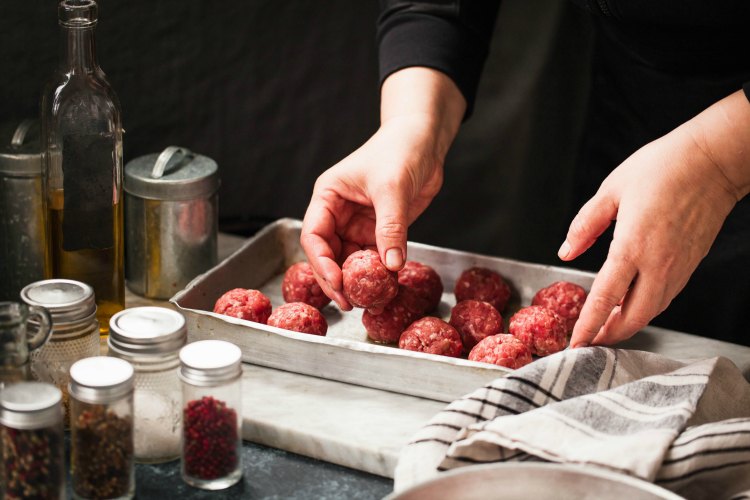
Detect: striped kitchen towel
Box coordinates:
(394, 347, 750, 499)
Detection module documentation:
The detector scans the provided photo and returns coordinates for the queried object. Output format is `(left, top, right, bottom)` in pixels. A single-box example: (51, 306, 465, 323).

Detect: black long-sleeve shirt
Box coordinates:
(376, 0, 750, 343)
(377, 0, 750, 115)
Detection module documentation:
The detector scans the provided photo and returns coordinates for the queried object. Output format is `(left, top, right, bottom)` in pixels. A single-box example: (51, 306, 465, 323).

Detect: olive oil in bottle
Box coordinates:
(41, 0, 124, 335)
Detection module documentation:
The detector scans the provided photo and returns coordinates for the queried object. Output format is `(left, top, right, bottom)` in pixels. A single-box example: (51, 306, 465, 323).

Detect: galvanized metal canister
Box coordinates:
(0, 120, 47, 301)
(124, 146, 219, 299)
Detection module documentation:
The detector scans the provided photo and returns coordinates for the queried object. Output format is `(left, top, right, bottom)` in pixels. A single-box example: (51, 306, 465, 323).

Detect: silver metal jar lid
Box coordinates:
(108, 306, 187, 356)
(0, 382, 62, 430)
(179, 340, 241, 387)
(20, 279, 96, 324)
(69, 356, 134, 405)
(124, 146, 220, 201)
(0, 119, 42, 176)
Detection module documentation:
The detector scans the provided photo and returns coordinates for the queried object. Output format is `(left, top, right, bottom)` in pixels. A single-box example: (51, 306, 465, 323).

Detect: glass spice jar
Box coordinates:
(21, 279, 100, 427)
(69, 356, 134, 500)
(108, 306, 186, 464)
(179, 340, 243, 490)
(0, 382, 64, 500)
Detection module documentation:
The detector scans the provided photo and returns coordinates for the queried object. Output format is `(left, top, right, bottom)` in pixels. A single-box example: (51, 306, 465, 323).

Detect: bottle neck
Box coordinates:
(60, 25, 98, 73)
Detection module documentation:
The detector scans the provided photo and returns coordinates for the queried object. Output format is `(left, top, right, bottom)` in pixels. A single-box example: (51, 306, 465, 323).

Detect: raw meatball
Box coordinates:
(468, 334, 533, 369)
(267, 302, 328, 336)
(362, 286, 424, 344)
(213, 288, 272, 324)
(398, 317, 463, 358)
(449, 300, 504, 353)
(454, 267, 511, 313)
(282, 262, 331, 309)
(509, 305, 567, 356)
(398, 261, 443, 313)
(342, 249, 398, 309)
(532, 281, 587, 332)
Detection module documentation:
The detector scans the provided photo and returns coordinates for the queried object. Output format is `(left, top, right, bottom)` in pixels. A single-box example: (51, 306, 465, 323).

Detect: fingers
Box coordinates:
(301, 197, 352, 311)
(558, 192, 618, 261)
(589, 275, 666, 345)
(372, 189, 409, 272)
(569, 251, 637, 348)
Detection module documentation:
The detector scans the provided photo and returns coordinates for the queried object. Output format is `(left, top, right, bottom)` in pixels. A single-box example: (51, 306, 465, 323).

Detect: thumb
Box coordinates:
(372, 190, 409, 271)
(559, 191, 618, 261)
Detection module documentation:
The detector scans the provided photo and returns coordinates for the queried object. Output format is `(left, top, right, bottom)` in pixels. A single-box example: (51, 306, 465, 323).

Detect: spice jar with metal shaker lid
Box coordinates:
(108, 306, 186, 464)
(69, 356, 135, 500)
(124, 146, 219, 300)
(0, 382, 65, 500)
(0, 301, 52, 390)
(21, 279, 100, 426)
(179, 340, 242, 490)
(0, 119, 48, 302)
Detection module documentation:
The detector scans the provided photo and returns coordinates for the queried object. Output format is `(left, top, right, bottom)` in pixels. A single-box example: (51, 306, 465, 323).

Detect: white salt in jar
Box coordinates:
(108, 306, 186, 463)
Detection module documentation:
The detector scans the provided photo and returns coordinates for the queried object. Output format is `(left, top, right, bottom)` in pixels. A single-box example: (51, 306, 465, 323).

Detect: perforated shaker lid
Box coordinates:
(0, 382, 62, 429)
(179, 340, 242, 386)
(124, 146, 219, 201)
(69, 356, 134, 404)
(0, 119, 42, 176)
(20, 279, 96, 324)
(108, 306, 187, 356)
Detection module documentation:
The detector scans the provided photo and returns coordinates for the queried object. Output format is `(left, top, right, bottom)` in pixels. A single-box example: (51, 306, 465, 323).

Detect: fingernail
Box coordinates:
(573, 342, 590, 349)
(385, 248, 403, 270)
(557, 240, 571, 259)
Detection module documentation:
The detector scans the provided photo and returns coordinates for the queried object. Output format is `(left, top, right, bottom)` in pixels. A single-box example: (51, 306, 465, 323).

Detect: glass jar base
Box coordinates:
(182, 468, 242, 491)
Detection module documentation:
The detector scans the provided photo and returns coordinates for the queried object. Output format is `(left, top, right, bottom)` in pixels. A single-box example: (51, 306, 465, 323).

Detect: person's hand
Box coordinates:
(562, 90, 750, 347)
(301, 117, 445, 310)
(301, 68, 466, 310)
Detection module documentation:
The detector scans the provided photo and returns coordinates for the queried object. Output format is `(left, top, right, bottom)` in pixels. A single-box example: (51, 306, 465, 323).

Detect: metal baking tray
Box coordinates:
(172, 218, 596, 402)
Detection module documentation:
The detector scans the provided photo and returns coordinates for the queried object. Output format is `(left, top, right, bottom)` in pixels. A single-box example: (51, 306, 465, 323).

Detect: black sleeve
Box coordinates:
(377, 0, 502, 119)
(744, 82, 750, 103)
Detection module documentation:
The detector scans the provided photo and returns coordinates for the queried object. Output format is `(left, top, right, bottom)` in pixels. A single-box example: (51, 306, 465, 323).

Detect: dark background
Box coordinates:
(1, 0, 593, 266)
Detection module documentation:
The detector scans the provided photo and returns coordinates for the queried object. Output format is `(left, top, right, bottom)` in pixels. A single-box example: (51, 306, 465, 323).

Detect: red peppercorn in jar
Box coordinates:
(179, 340, 242, 490)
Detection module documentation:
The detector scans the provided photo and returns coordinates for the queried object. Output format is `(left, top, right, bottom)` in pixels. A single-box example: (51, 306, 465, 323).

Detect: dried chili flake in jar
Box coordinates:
(179, 340, 243, 490)
(0, 382, 64, 500)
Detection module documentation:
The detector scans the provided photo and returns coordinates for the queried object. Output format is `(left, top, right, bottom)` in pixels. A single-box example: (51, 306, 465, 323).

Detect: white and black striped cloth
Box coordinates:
(395, 347, 750, 499)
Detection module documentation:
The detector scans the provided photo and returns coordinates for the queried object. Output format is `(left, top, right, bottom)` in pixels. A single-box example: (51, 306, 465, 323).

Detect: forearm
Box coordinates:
(687, 89, 750, 201)
(380, 67, 466, 161)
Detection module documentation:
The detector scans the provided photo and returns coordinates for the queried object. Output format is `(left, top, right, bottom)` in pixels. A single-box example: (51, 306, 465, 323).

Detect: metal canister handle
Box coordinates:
(151, 146, 193, 179)
(10, 119, 35, 147)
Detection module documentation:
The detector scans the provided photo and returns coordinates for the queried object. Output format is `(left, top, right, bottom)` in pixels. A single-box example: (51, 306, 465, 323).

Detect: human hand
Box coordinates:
(300, 67, 465, 310)
(301, 117, 445, 310)
(561, 109, 748, 347)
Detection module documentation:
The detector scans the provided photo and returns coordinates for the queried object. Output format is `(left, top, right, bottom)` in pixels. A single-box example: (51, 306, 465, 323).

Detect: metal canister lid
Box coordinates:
(124, 146, 219, 201)
(69, 356, 134, 405)
(179, 340, 242, 387)
(0, 119, 42, 176)
(108, 306, 187, 356)
(21, 279, 96, 324)
(0, 382, 62, 430)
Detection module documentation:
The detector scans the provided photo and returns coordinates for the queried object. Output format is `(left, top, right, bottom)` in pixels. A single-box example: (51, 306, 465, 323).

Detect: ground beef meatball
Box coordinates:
(282, 261, 331, 310)
(213, 288, 272, 324)
(397, 261, 443, 313)
(468, 334, 533, 369)
(362, 285, 424, 344)
(532, 281, 587, 333)
(342, 249, 398, 309)
(453, 267, 511, 313)
(398, 317, 463, 357)
(509, 305, 567, 356)
(267, 302, 328, 336)
(449, 300, 504, 353)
